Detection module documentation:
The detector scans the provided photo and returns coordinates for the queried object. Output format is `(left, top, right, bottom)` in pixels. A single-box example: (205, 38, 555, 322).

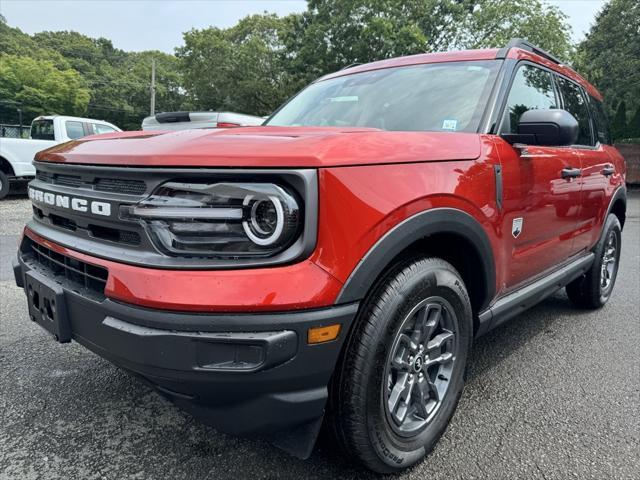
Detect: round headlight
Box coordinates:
(242, 195, 285, 246)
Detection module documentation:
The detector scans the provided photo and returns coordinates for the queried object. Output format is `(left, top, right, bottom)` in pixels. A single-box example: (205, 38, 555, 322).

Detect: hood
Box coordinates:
(35, 126, 481, 168)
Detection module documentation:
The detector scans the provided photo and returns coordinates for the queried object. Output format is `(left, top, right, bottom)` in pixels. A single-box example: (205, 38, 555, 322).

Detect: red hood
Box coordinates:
(35, 126, 481, 168)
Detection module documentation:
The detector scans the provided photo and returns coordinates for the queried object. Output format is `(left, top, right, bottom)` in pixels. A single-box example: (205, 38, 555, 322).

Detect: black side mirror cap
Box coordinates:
(500, 109, 579, 147)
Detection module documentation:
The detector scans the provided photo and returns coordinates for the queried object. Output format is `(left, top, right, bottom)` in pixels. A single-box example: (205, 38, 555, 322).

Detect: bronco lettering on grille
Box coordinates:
(29, 187, 112, 217)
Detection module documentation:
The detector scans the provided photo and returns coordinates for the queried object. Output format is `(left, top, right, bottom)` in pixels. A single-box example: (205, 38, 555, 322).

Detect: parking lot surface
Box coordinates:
(1, 193, 638, 480)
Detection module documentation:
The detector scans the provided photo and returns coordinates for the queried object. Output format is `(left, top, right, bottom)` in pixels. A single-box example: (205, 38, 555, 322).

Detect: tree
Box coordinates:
(282, 0, 573, 87)
(628, 108, 640, 140)
(574, 0, 640, 120)
(0, 54, 90, 118)
(611, 101, 628, 141)
(30, 30, 190, 129)
(178, 14, 290, 115)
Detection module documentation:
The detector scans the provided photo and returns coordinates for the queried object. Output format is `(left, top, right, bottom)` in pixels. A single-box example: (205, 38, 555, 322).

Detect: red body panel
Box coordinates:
(36, 128, 481, 168)
(23, 229, 344, 312)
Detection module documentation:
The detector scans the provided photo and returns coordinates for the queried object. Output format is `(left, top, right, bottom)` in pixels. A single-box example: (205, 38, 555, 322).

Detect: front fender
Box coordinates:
(335, 207, 496, 310)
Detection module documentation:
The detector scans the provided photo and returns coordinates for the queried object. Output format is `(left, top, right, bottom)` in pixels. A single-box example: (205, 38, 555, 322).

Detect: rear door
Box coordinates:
(495, 63, 583, 290)
(554, 78, 616, 252)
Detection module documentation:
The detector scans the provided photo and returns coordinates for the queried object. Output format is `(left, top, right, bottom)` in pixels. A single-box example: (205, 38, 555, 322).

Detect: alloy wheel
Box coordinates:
(383, 297, 458, 437)
(600, 230, 618, 292)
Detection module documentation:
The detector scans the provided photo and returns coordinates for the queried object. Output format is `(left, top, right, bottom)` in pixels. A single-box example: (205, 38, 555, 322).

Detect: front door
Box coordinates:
(495, 63, 583, 291)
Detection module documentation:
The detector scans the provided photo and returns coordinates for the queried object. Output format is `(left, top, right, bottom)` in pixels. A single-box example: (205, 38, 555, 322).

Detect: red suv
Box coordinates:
(14, 39, 626, 473)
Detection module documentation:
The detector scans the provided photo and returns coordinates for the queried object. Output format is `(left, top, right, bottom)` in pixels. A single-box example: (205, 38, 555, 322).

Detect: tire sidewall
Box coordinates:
(362, 263, 472, 470)
(0, 171, 9, 200)
(596, 215, 622, 305)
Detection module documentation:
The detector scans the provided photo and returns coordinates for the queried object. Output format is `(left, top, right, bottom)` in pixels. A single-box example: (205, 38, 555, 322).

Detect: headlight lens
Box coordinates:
(122, 182, 302, 258)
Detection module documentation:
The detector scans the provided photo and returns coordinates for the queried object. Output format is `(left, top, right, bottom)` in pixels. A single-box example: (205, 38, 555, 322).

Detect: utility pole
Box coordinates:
(150, 58, 156, 116)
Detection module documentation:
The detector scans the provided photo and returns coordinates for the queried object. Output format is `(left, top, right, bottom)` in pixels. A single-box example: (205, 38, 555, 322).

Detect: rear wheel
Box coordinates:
(0, 171, 10, 200)
(566, 214, 621, 309)
(328, 257, 472, 473)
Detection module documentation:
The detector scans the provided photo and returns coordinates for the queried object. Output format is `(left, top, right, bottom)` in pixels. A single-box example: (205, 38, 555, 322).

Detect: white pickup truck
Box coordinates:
(0, 115, 120, 199)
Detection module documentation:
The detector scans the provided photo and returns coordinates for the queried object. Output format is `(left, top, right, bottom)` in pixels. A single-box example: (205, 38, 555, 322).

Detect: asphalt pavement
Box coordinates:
(1, 192, 638, 480)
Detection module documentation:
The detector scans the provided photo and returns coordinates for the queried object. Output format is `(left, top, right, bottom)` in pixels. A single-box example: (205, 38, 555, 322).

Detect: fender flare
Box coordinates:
(605, 186, 627, 229)
(335, 208, 496, 310)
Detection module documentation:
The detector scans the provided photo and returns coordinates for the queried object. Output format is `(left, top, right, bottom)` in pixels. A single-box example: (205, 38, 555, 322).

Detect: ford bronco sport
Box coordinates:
(14, 39, 626, 473)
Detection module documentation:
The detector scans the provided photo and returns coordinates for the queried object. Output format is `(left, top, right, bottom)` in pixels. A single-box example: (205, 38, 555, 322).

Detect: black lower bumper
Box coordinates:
(14, 252, 358, 457)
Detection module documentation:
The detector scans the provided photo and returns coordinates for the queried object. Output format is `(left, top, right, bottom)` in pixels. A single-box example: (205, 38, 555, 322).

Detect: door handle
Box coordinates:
(602, 166, 615, 176)
(561, 167, 582, 179)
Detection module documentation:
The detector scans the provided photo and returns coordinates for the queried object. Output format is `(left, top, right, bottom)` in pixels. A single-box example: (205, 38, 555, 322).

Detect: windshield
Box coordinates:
(31, 119, 55, 140)
(267, 61, 500, 132)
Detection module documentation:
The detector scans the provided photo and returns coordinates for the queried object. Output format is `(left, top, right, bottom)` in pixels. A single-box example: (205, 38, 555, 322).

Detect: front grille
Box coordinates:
(35, 170, 147, 196)
(25, 238, 108, 296)
(55, 175, 83, 188)
(95, 178, 146, 195)
(50, 214, 77, 231)
(36, 171, 52, 182)
(88, 224, 141, 245)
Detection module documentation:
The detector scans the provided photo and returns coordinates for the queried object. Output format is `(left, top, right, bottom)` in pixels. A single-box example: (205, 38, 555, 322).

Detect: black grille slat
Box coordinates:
(36, 171, 52, 182)
(35, 169, 147, 195)
(95, 178, 146, 195)
(88, 224, 141, 245)
(55, 175, 83, 187)
(27, 239, 108, 295)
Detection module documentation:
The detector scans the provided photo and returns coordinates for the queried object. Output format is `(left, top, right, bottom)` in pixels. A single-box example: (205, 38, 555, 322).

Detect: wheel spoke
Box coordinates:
(388, 373, 415, 424)
(414, 377, 439, 418)
(397, 333, 418, 354)
(424, 351, 453, 368)
(412, 304, 441, 344)
(391, 337, 414, 372)
(426, 331, 454, 353)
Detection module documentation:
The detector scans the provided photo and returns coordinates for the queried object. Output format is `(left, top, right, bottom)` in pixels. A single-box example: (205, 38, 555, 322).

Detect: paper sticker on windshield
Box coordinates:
(442, 119, 458, 131)
(330, 96, 359, 102)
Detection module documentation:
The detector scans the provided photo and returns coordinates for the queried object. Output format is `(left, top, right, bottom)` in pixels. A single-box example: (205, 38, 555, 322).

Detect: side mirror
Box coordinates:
(501, 109, 579, 147)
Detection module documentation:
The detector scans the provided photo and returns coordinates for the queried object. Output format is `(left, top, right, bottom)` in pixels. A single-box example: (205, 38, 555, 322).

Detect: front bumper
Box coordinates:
(14, 239, 358, 455)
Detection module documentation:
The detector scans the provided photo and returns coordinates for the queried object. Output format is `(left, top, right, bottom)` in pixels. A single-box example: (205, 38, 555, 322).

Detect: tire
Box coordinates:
(328, 257, 473, 473)
(566, 213, 622, 309)
(0, 171, 9, 200)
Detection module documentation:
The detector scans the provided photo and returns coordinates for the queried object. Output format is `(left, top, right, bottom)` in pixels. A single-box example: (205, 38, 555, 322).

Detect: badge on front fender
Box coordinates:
(512, 217, 524, 238)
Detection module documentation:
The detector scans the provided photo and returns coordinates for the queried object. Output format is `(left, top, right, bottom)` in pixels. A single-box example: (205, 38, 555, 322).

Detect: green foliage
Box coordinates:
(281, 0, 573, 87)
(611, 101, 628, 141)
(574, 0, 640, 133)
(178, 14, 289, 116)
(0, 54, 90, 118)
(628, 108, 640, 139)
(0, 25, 189, 129)
(30, 31, 190, 130)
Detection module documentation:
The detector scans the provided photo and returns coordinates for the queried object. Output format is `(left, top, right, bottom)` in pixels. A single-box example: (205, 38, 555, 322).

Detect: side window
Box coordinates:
(588, 96, 611, 145)
(556, 77, 594, 146)
(91, 123, 117, 135)
(501, 64, 558, 134)
(65, 121, 86, 140)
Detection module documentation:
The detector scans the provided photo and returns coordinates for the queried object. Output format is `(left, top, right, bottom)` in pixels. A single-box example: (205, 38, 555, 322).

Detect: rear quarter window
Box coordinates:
(588, 96, 612, 145)
(65, 121, 86, 140)
(30, 120, 55, 140)
(90, 123, 117, 135)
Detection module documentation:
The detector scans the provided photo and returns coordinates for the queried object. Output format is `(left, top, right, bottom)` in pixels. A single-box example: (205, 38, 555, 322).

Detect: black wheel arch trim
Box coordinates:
(605, 186, 626, 230)
(335, 208, 496, 310)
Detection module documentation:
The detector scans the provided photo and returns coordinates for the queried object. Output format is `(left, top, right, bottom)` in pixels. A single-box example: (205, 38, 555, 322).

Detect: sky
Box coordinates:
(0, 0, 607, 54)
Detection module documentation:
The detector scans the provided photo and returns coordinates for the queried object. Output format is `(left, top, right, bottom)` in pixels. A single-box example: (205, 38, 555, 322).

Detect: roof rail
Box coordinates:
(496, 38, 563, 65)
(341, 62, 363, 70)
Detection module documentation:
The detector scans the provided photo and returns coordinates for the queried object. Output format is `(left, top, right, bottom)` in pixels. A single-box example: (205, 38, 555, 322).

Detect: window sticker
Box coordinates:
(329, 96, 359, 102)
(442, 119, 458, 131)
